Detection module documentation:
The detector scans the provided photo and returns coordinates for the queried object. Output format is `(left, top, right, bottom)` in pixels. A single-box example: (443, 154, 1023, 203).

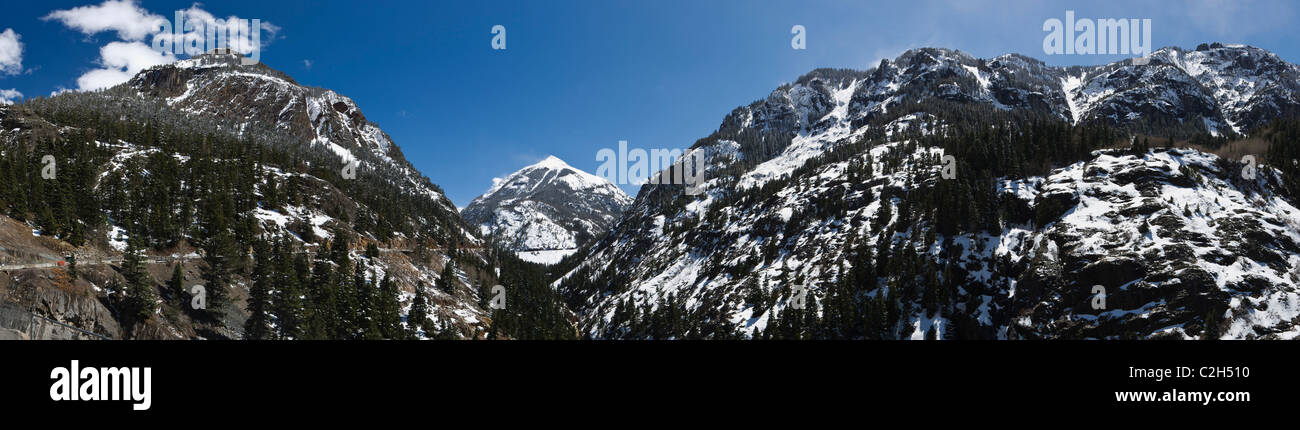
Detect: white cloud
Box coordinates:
(0, 29, 22, 75)
(303, 59, 312, 69)
(0, 88, 22, 105)
(103, 41, 173, 72)
(43, 0, 166, 41)
(150, 5, 280, 56)
(46, 1, 280, 91)
(77, 41, 174, 91)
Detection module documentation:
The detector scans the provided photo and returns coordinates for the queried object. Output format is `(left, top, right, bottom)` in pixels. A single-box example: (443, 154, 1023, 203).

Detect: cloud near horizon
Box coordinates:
(0, 88, 22, 105)
(44, 0, 280, 91)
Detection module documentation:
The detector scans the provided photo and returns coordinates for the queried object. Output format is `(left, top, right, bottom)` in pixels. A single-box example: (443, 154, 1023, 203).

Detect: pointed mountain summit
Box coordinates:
(462, 155, 633, 264)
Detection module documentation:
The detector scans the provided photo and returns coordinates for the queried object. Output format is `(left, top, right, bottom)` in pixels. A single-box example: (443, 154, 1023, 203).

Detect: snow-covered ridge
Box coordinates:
(752, 44, 1300, 139)
(698, 44, 1298, 191)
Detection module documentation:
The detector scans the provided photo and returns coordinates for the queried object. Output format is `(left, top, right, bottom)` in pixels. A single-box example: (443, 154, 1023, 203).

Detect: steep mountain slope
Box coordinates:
(0, 51, 557, 339)
(462, 156, 632, 264)
(558, 44, 1300, 340)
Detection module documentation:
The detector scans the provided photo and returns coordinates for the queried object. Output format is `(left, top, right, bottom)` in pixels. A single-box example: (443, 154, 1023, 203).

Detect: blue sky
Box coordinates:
(1, 0, 1297, 206)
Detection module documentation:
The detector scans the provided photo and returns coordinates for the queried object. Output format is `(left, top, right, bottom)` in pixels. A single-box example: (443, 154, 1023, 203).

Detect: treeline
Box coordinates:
(601, 291, 747, 340)
(753, 228, 1005, 340)
(1264, 117, 1300, 203)
(8, 90, 468, 250)
(0, 87, 510, 339)
(571, 107, 1130, 339)
(0, 129, 109, 245)
(480, 250, 578, 340)
(101, 225, 455, 339)
(590, 221, 1001, 340)
(241, 231, 434, 340)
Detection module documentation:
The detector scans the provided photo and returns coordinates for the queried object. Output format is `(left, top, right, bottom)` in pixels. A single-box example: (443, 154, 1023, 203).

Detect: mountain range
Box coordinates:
(555, 43, 1300, 340)
(3, 43, 1300, 339)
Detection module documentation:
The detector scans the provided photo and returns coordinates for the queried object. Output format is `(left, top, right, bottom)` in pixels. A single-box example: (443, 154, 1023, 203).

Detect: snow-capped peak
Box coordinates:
(534, 155, 571, 170)
(462, 156, 634, 262)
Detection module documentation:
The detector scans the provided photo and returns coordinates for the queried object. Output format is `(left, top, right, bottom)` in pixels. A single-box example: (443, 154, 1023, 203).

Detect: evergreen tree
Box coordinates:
(66, 254, 78, 281)
(272, 237, 306, 339)
(376, 274, 403, 339)
(408, 284, 431, 338)
(352, 262, 379, 339)
(122, 236, 156, 325)
(169, 263, 184, 308)
(199, 199, 238, 313)
(440, 260, 458, 294)
(434, 320, 458, 340)
(243, 238, 273, 340)
(306, 248, 338, 340)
